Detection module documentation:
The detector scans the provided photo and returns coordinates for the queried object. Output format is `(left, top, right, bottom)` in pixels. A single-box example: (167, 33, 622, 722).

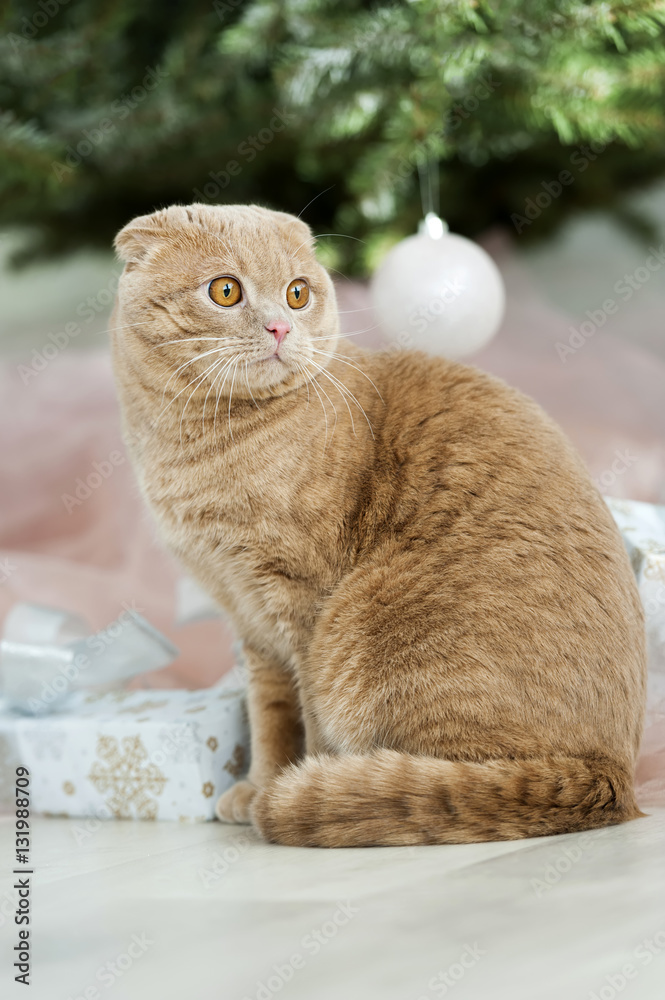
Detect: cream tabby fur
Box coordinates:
(110, 203, 646, 847)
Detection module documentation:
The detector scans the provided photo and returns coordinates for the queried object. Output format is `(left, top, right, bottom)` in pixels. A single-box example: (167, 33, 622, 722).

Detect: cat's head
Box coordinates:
(113, 203, 339, 399)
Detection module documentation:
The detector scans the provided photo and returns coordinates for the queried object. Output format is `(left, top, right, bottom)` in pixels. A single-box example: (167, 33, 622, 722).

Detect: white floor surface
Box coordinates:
(1, 810, 665, 999)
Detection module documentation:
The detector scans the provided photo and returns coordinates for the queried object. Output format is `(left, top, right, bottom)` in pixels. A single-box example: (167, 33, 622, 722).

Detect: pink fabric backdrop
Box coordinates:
(1, 233, 664, 805)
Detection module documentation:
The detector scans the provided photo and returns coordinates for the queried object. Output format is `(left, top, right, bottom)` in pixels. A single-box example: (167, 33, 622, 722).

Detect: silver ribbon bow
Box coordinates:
(0, 602, 178, 715)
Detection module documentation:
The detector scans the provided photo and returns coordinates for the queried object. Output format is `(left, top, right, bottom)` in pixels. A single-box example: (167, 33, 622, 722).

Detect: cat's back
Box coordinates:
(360, 345, 643, 653)
(366, 347, 620, 544)
(343, 347, 646, 759)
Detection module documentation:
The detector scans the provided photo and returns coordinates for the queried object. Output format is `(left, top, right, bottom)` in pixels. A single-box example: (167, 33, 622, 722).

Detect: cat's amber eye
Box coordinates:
(209, 276, 242, 307)
(286, 278, 310, 309)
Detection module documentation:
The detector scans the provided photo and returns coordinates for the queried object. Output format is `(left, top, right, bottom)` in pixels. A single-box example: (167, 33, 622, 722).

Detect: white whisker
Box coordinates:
(291, 233, 366, 257)
(299, 363, 311, 407)
(213, 356, 238, 439)
(296, 185, 335, 221)
(310, 373, 332, 452)
(292, 361, 308, 406)
(243, 359, 262, 413)
(301, 360, 335, 452)
(309, 321, 382, 343)
(343, 323, 382, 336)
(310, 348, 384, 402)
(227, 357, 241, 441)
(178, 355, 229, 446)
(290, 232, 366, 259)
(313, 362, 356, 436)
(309, 331, 369, 342)
(106, 320, 158, 335)
(151, 336, 243, 351)
(212, 358, 240, 440)
(306, 357, 375, 439)
(303, 357, 358, 437)
(162, 345, 239, 402)
(326, 264, 352, 283)
(202, 354, 235, 430)
(158, 355, 225, 422)
(335, 307, 375, 315)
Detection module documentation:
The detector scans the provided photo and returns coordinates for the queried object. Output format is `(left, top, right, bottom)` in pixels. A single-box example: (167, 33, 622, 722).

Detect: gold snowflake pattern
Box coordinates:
(88, 735, 167, 820)
(223, 743, 246, 779)
(63, 781, 75, 795)
(117, 700, 169, 715)
(206, 737, 218, 752)
(202, 782, 214, 798)
(84, 691, 134, 705)
(644, 554, 665, 583)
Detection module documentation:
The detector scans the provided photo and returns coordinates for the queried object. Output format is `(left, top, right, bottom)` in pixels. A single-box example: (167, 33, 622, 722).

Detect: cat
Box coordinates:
(110, 202, 647, 847)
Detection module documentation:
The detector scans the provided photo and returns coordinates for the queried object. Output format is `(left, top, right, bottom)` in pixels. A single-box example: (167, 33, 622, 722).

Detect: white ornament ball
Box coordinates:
(370, 215, 505, 359)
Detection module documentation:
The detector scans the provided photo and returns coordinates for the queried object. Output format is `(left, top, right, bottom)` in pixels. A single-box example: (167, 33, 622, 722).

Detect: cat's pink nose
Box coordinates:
(265, 319, 290, 346)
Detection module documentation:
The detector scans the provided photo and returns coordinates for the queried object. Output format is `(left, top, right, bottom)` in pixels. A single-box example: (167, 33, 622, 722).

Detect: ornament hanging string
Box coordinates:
(417, 157, 446, 240)
(417, 156, 440, 218)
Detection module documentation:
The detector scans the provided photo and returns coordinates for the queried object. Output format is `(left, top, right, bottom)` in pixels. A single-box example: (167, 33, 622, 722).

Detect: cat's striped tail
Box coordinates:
(250, 749, 642, 847)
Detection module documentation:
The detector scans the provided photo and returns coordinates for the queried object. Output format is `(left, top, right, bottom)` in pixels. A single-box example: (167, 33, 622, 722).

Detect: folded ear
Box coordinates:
(114, 208, 173, 264)
(268, 209, 313, 253)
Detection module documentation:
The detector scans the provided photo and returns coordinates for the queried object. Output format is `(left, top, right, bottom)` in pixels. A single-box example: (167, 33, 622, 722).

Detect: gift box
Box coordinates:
(0, 668, 250, 821)
(606, 497, 665, 806)
(606, 497, 665, 683)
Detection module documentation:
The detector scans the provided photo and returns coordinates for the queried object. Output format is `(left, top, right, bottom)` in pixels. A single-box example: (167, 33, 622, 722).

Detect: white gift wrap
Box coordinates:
(606, 497, 665, 710)
(0, 670, 249, 821)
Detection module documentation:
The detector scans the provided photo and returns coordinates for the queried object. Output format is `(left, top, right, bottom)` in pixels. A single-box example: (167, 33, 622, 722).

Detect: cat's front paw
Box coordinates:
(215, 780, 257, 824)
